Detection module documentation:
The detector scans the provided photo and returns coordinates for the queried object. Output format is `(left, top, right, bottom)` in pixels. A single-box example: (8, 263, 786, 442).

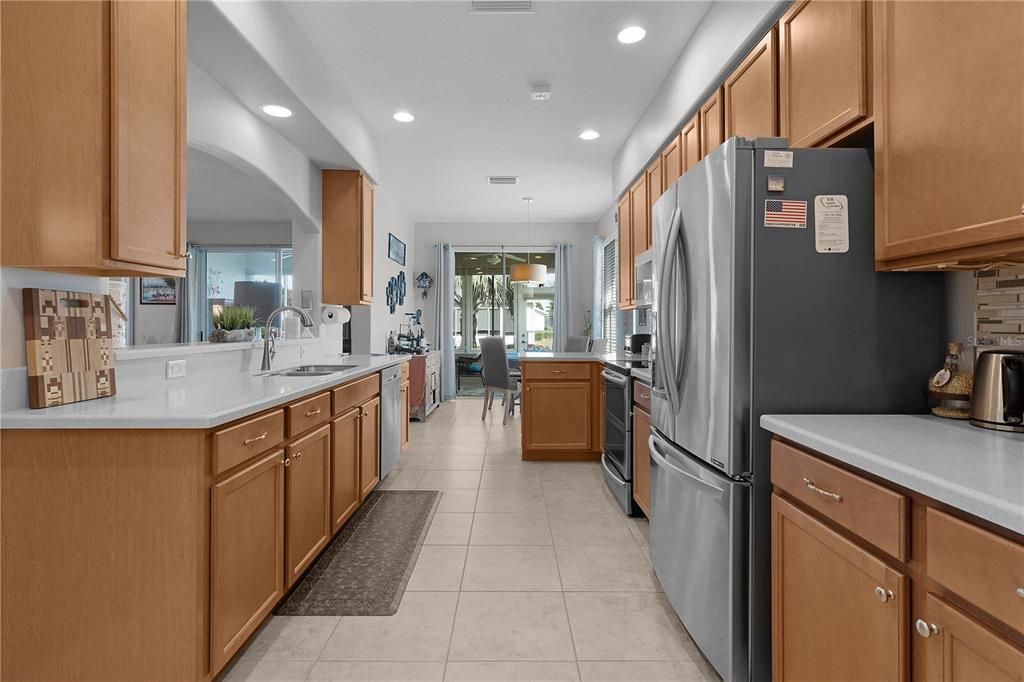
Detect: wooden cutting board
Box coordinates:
(23, 288, 117, 408)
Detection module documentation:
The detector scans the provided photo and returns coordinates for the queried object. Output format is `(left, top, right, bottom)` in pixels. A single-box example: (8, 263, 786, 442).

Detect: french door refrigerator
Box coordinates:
(648, 138, 945, 682)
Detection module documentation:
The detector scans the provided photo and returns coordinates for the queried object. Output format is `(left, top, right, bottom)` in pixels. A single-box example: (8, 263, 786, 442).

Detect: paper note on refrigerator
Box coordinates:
(814, 195, 850, 253)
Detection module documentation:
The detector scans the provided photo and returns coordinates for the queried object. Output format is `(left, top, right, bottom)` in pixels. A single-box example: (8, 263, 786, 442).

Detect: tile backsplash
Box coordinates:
(975, 267, 1024, 350)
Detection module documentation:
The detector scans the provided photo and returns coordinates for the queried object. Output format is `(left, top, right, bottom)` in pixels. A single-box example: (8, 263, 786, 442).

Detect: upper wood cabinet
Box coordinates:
(779, 0, 871, 148)
(284, 425, 331, 587)
(1, 0, 187, 277)
(645, 159, 662, 245)
(873, 1, 1024, 269)
(724, 29, 779, 140)
(630, 175, 650, 259)
(323, 170, 375, 305)
(700, 88, 726, 159)
(661, 134, 682, 190)
(617, 194, 634, 310)
(681, 114, 701, 172)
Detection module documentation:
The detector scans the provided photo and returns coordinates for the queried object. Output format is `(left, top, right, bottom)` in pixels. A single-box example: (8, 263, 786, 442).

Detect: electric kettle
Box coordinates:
(970, 350, 1024, 433)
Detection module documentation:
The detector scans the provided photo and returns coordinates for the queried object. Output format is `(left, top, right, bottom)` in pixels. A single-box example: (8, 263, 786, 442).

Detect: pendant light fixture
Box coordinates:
(510, 197, 547, 285)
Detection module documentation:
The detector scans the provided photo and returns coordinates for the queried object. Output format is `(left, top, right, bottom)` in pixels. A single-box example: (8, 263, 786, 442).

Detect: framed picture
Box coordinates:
(139, 277, 178, 305)
(388, 233, 406, 266)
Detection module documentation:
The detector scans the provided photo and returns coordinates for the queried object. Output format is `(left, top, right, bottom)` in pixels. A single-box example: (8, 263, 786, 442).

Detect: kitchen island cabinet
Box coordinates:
(520, 359, 602, 461)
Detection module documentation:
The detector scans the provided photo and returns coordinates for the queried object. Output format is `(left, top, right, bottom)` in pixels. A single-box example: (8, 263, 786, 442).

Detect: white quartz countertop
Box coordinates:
(631, 367, 652, 384)
(0, 355, 408, 430)
(760, 414, 1024, 535)
(518, 352, 607, 362)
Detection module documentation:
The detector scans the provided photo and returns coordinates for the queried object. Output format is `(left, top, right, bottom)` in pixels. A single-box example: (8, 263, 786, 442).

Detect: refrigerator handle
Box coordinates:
(674, 222, 690, 399)
(659, 208, 683, 412)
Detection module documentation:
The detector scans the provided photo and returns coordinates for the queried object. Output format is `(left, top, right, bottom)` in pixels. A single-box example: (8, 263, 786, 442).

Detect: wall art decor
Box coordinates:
(398, 271, 407, 305)
(140, 277, 177, 305)
(388, 233, 406, 266)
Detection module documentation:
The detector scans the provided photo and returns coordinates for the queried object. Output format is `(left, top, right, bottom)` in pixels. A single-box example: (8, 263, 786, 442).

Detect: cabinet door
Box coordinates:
(724, 29, 778, 140)
(110, 0, 186, 271)
(523, 381, 592, 451)
(285, 424, 331, 586)
(630, 175, 649, 259)
(331, 408, 360, 535)
(916, 593, 1024, 682)
(617, 194, 633, 309)
(400, 379, 410, 448)
(645, 159, 662, 246)
(681, 114, 701, 171)
(700, 88, 725, 159)
(661, 134, 682, 189)
(780, 0, 870, 147)
(360, 177, 374, 302)
(210, 449, 285, 673)
(359, 397, 381, 500)
(874, 2, 1024, 268)
(631, 407, 651, 516)
(772, 494, 907, 682)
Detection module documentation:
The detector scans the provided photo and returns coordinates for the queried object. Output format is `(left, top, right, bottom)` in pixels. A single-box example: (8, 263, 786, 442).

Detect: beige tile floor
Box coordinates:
(221, 398, 719, 682)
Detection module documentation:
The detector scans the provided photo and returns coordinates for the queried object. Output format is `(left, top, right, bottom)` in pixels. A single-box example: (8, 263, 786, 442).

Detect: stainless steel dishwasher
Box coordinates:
(379, 365, 402, 479)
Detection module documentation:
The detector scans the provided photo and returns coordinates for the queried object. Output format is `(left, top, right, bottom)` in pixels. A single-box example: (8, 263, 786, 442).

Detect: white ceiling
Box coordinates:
(187, 148, 293, 222)
(285, 1, 711, 224)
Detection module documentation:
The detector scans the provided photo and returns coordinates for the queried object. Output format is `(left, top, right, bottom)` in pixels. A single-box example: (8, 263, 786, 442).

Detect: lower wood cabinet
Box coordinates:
(359, 396, 381, 500)
(210, 449, 285, 674)
(285, 424, 331, 587)
(400, 378, 410, 448)
(631, 405, 651, 516)
(772, 494, 907, 681)
(521, 361, 602, 460)
(918, 593, 1024, 682)
(331, 407, 361, 534)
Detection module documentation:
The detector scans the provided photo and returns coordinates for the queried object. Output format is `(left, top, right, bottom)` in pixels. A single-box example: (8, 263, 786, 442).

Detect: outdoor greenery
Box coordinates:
(213, 305, 257, 330)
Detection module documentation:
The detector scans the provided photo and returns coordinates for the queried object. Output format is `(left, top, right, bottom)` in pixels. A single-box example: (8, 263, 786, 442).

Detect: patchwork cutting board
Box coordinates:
(23, 288, 117, 408)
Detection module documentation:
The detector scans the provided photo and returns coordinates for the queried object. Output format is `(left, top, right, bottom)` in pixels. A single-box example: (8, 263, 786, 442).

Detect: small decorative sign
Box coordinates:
(139, 277, 178, 304)
(388, 234, 406, 266)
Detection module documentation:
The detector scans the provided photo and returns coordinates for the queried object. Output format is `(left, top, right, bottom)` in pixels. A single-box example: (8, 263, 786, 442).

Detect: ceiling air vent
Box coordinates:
(487, 176, 520, 186)
(470, 1, 534, 15)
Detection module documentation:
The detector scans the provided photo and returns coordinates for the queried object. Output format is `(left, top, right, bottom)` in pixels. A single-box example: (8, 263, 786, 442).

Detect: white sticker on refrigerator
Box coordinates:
(764, 199, 807, 229)
(763, 150, 794, 168)
(814, 195, 850, 253)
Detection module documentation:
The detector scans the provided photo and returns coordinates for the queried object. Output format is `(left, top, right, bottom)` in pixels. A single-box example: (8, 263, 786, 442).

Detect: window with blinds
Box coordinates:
(602, 239, 617, 342)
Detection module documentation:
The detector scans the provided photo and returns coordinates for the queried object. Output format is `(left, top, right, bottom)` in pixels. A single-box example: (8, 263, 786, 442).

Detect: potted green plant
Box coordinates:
(210, 305, 258, 343)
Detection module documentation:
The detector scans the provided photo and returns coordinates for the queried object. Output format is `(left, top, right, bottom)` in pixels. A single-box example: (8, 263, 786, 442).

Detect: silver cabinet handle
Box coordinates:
(639, 392, 651, 399)
(1017, 587, 1024, 599)
(914, 619, 939, 638)
(874, 586, 894, 603)
(305, 407, 322, 417)
(802, 477, 842, 502)
(550, 369, 566, 374)
(243, 431, 268, 446)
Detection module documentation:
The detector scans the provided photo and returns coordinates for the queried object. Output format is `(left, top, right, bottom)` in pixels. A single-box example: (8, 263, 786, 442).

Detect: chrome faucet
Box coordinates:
(261, 306, 315, 371)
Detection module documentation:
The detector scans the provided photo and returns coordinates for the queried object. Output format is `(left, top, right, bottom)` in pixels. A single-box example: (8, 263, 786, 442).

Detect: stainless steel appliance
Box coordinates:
(625, 333, 651, 354)
(970, 350, 1024, 432)
(380, 365, 402, 479)
(600, 362, 633, 513)
(649, 138, 945, 681)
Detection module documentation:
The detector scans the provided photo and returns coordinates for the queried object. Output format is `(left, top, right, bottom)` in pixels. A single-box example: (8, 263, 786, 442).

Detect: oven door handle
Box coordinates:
(601, 370, 628, 386)
(601, 455, 628, 486)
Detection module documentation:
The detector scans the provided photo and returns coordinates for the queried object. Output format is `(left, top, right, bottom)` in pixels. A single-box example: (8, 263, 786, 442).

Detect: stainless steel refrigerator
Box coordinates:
(648, 138, 944, 682)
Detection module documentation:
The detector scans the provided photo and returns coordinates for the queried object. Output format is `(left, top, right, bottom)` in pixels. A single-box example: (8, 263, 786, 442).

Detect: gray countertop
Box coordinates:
(760, 414, 1024, 535)
(0, 354, 408, 430)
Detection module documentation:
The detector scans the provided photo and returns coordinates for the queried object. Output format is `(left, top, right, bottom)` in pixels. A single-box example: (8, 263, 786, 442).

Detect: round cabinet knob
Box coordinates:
(284, 458, 291, 467)
(915, 619, 939, 638)
(1016, 587, 1024, 599)
(874, 586, 894, 603)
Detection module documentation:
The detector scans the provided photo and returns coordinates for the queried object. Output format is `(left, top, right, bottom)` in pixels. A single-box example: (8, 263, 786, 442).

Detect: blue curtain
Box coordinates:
(433, 243, 457, 401)
(554, 243, 573, 351)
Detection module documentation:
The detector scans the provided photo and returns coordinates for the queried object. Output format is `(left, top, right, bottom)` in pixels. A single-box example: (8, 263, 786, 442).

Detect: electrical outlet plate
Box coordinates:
(166, 359, 186, 379)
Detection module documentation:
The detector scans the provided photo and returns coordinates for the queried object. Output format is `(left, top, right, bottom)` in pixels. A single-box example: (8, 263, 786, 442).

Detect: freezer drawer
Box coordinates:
(601, 453, 633, 515)
(649, 430, 749, 682)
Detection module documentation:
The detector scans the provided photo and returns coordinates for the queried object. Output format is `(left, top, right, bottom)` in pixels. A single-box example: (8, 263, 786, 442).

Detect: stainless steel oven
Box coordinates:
(600, 363, 633, 514)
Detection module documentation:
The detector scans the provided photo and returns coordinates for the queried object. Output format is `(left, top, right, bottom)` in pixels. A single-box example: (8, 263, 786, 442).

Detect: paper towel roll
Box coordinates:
(321, 306, 351, 325)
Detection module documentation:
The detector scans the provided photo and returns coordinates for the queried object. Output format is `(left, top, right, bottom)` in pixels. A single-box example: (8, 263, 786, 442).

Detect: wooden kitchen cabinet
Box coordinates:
(284, 424, 331, 587)
(772, 494, 907, 682)
(631, 403, 651, 517)
(724, 29, 779, 140)
(681, 114, 701, 172)
(661, 134, 682, 190)
(520, 361, 602, 460)
(917, 593, 1024, 682)
(630, 175, 650, 259)
(330, 407, 361, 534)
(873, 1, 1024, 269)
(359, 396, 381, 499)
(617, 194, 634, 309)
(779, 0, 871, 148)
(211, 449, 285, 673)
(1, 0, 187, 276)
(400, 378, 410, 448)
(645, 159, 662, 242)
(700, 88, 725, 160)
(323, 170, 375, 304)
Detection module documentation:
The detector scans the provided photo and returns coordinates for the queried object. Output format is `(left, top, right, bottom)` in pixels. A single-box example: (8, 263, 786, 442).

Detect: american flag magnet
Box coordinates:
(764, 199, 807, 229)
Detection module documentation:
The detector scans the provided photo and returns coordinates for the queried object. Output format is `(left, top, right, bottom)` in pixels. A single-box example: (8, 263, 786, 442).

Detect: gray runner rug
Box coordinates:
(276, 489, 441, 616)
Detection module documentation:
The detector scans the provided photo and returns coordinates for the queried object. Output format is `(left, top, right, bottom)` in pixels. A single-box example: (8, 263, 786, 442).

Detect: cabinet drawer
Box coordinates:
(633, 380, 652, 412)
(287, 392, 331, 437)
(332, 374, 380, 415)
(522, 362, 591, 381)
(926, 508, 1024, 633)
(771, 440, 908, 561)
(212, 409, 285, 477)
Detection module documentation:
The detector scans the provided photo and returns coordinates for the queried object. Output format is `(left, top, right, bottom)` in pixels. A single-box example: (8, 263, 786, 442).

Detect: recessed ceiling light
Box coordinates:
(261, 104, 293, 118)
(617, 26, 646, 44)
(578, 129, 601, 141)
(393, 111, 415, 123)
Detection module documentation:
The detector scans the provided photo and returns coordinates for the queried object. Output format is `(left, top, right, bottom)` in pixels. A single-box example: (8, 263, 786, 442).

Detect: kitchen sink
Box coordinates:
(262, 364, 358, 377)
